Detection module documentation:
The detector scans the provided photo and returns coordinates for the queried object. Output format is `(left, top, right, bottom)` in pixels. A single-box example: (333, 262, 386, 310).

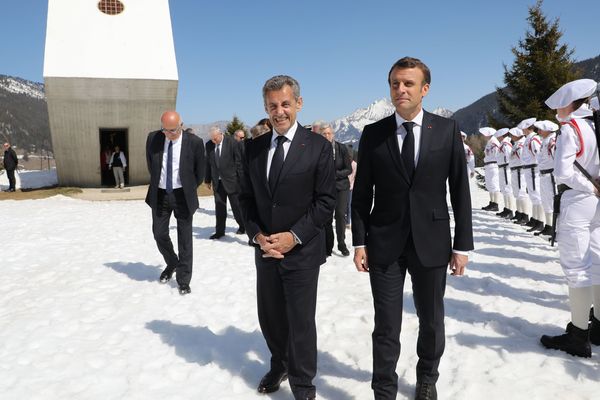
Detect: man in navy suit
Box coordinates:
(239, 75, 336, 400)
(352, 57, 473, 400)
(145, 111, 205, 295)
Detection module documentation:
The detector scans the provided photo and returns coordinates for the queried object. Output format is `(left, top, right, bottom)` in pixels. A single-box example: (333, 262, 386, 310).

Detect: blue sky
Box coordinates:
(1, 0, 599, 125)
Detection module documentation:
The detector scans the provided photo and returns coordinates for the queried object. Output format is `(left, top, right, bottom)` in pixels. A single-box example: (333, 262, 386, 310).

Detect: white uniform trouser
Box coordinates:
(522, 165, 541, 205)
(540, 172, 556, 214)
(498, 164, 512, 195)
(484, 163, 500, 193)
(511, 168, 528, 200)
(557, 190, 600, 288)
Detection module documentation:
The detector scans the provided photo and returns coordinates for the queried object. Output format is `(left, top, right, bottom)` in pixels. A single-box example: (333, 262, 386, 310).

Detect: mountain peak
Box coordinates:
(0, 75, 45, 100)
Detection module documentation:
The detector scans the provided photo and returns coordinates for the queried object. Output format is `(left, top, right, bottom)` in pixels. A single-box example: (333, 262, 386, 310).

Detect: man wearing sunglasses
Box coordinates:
(145, 111, 206, 295)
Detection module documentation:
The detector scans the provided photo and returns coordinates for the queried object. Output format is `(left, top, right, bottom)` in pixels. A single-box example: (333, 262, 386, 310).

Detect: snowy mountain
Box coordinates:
(0, 75, 45, 100)
(331, 98, 454, 144)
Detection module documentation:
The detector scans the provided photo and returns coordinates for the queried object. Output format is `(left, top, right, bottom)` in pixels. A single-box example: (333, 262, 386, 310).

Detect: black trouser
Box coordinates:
(256, 254, 320, 400)
(325, 189, 349, 253)
(369, 236, 447, 399)
(6, 168, 16, 190)
(151, 189, 193, 285)
(214, 181, 244, 235)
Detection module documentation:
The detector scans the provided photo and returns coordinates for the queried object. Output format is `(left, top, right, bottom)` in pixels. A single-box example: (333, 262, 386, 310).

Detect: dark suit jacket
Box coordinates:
(351, 111, 473, 267)
(239, 124, 336, 270)
(334, 141, 352, 191)
(3, 147, 18, 170)
(145, 130, 205, 215)
(205, 135, 243, 194)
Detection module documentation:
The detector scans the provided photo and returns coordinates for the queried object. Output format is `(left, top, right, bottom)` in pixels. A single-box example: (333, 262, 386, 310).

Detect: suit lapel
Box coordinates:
(154, 132, 166, 179)
(277, 127, 306, 187)
(415, 111, 434, 180)
(258, 132, 272, 197)
(385, 115, 410, 184)
(179, 132, 188, 172)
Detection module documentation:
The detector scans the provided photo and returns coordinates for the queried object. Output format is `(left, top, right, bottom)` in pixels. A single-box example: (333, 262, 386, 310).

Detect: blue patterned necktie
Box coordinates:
(166, 140, 173, 193)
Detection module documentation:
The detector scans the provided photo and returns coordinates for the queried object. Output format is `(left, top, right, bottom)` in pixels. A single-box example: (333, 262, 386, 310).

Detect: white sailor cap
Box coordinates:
(494, 128, 510, 138)
(533, 120, 559, 132)
(545, 79, 597, 109)
(460, 131, 467, 138)
(517, 117, 536, 130)
(479, 127, 496, 137)
(509, 127, 523, 137)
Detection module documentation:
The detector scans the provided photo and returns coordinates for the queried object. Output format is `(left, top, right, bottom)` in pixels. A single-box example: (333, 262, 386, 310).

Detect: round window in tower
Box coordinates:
(98, 0, 125, 15)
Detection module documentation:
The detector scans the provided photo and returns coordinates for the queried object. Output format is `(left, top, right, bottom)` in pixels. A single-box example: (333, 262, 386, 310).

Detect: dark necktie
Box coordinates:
(269, 135, 286, 193)
(166, 140, 173, 193)
(402, 121, 415, 179)
(215, 143, 220, 168)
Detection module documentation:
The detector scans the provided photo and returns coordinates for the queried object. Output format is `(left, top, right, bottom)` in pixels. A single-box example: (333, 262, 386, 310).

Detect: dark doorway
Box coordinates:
(100, 128, 129, 187)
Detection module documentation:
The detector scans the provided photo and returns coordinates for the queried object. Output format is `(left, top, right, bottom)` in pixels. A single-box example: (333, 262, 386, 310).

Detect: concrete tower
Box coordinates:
(43, 0, 178, 187)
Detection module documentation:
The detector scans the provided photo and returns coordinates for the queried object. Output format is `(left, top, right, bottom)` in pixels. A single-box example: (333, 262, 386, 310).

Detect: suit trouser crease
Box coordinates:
(369, 239, 446, 399)
(256, 257, 319, 399)
(6, 169, 16, 190)
(152, 190, 193, 285)
(214, 181, 244, 234)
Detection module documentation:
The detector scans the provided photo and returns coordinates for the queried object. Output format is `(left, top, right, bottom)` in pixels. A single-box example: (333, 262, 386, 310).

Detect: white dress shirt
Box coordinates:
(266, 120, 298, 179)
(158, 134, 183, 190)
(395, 109, 424, 166)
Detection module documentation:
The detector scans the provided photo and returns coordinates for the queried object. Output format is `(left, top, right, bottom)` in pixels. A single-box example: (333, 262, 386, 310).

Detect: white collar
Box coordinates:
(395, 109, 424, 128)
(272, 120, 298, 145)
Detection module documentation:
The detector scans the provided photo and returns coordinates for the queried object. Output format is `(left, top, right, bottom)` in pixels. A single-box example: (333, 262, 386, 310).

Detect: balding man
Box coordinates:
(234, 129, 246, 142)
(145, 111, 205, 295)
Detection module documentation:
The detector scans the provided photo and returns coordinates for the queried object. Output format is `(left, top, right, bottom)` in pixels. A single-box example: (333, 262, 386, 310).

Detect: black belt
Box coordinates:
(510, 166, 521, 171)
(540, 168, 554, 175)
(158, 187, 184, 194)
(484, 161, 497, 165)
(521, 164, 537, 169)
(498, 163, 509, 168)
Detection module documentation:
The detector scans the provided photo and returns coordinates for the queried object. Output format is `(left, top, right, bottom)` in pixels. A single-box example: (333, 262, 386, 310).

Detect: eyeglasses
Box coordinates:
(161, 126, 181, 134)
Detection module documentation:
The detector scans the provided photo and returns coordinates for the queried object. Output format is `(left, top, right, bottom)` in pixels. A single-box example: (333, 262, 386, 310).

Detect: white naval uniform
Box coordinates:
(509, 137, 528, 201)
(464, 143, 475, 178)
(483, 136, 501, 193)
(538, 133, 557, 214)
(497, 137, 513, 195)
(522, 132, 542, 205)
(554, 113, 600, 288)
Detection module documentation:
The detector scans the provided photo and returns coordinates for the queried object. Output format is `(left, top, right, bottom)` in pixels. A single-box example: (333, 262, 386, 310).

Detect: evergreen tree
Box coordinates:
(493, 0, 580, 126)
(225, 115, 247, 136)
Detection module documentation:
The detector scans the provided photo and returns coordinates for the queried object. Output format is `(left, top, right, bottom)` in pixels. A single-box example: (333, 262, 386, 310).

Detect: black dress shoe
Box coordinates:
(257, 370, 288, 394)
(159, 267, 175, 284)
(415, 381, 437, 400)
(209, 233, 224, 240)
(236, 227, 245, 234)
(178, 284, 191, 295)
(540, 322, 591, 357)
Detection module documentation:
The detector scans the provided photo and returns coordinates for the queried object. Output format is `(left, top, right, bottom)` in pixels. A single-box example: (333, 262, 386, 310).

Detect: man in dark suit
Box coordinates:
(320, 124, 353, 256)
(145, 111, 205, 295)
(3, 142, 18, 192)
(239, 75, 336, 400)
(352, 57, 473, 400)
(205, 126, 245, 239)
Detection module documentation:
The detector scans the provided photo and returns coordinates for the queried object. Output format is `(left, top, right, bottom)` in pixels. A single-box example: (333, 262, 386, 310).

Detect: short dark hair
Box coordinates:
(388, 57, 431, 85)
(572, 98, 588, 111)
(262, 75, 301, 102)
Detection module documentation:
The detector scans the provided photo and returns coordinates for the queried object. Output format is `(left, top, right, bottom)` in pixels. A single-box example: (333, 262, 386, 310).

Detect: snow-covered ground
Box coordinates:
(0, 177, 598, 400)
(0, 167, 57, 190)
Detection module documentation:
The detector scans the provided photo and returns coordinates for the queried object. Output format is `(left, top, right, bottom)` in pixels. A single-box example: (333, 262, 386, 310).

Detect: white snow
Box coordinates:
(0, 176, 598, 399)
(0, 168, 57, 190)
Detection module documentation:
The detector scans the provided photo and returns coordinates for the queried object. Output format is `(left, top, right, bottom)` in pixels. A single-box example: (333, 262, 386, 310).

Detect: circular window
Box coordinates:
(98, 0, 124, 15)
